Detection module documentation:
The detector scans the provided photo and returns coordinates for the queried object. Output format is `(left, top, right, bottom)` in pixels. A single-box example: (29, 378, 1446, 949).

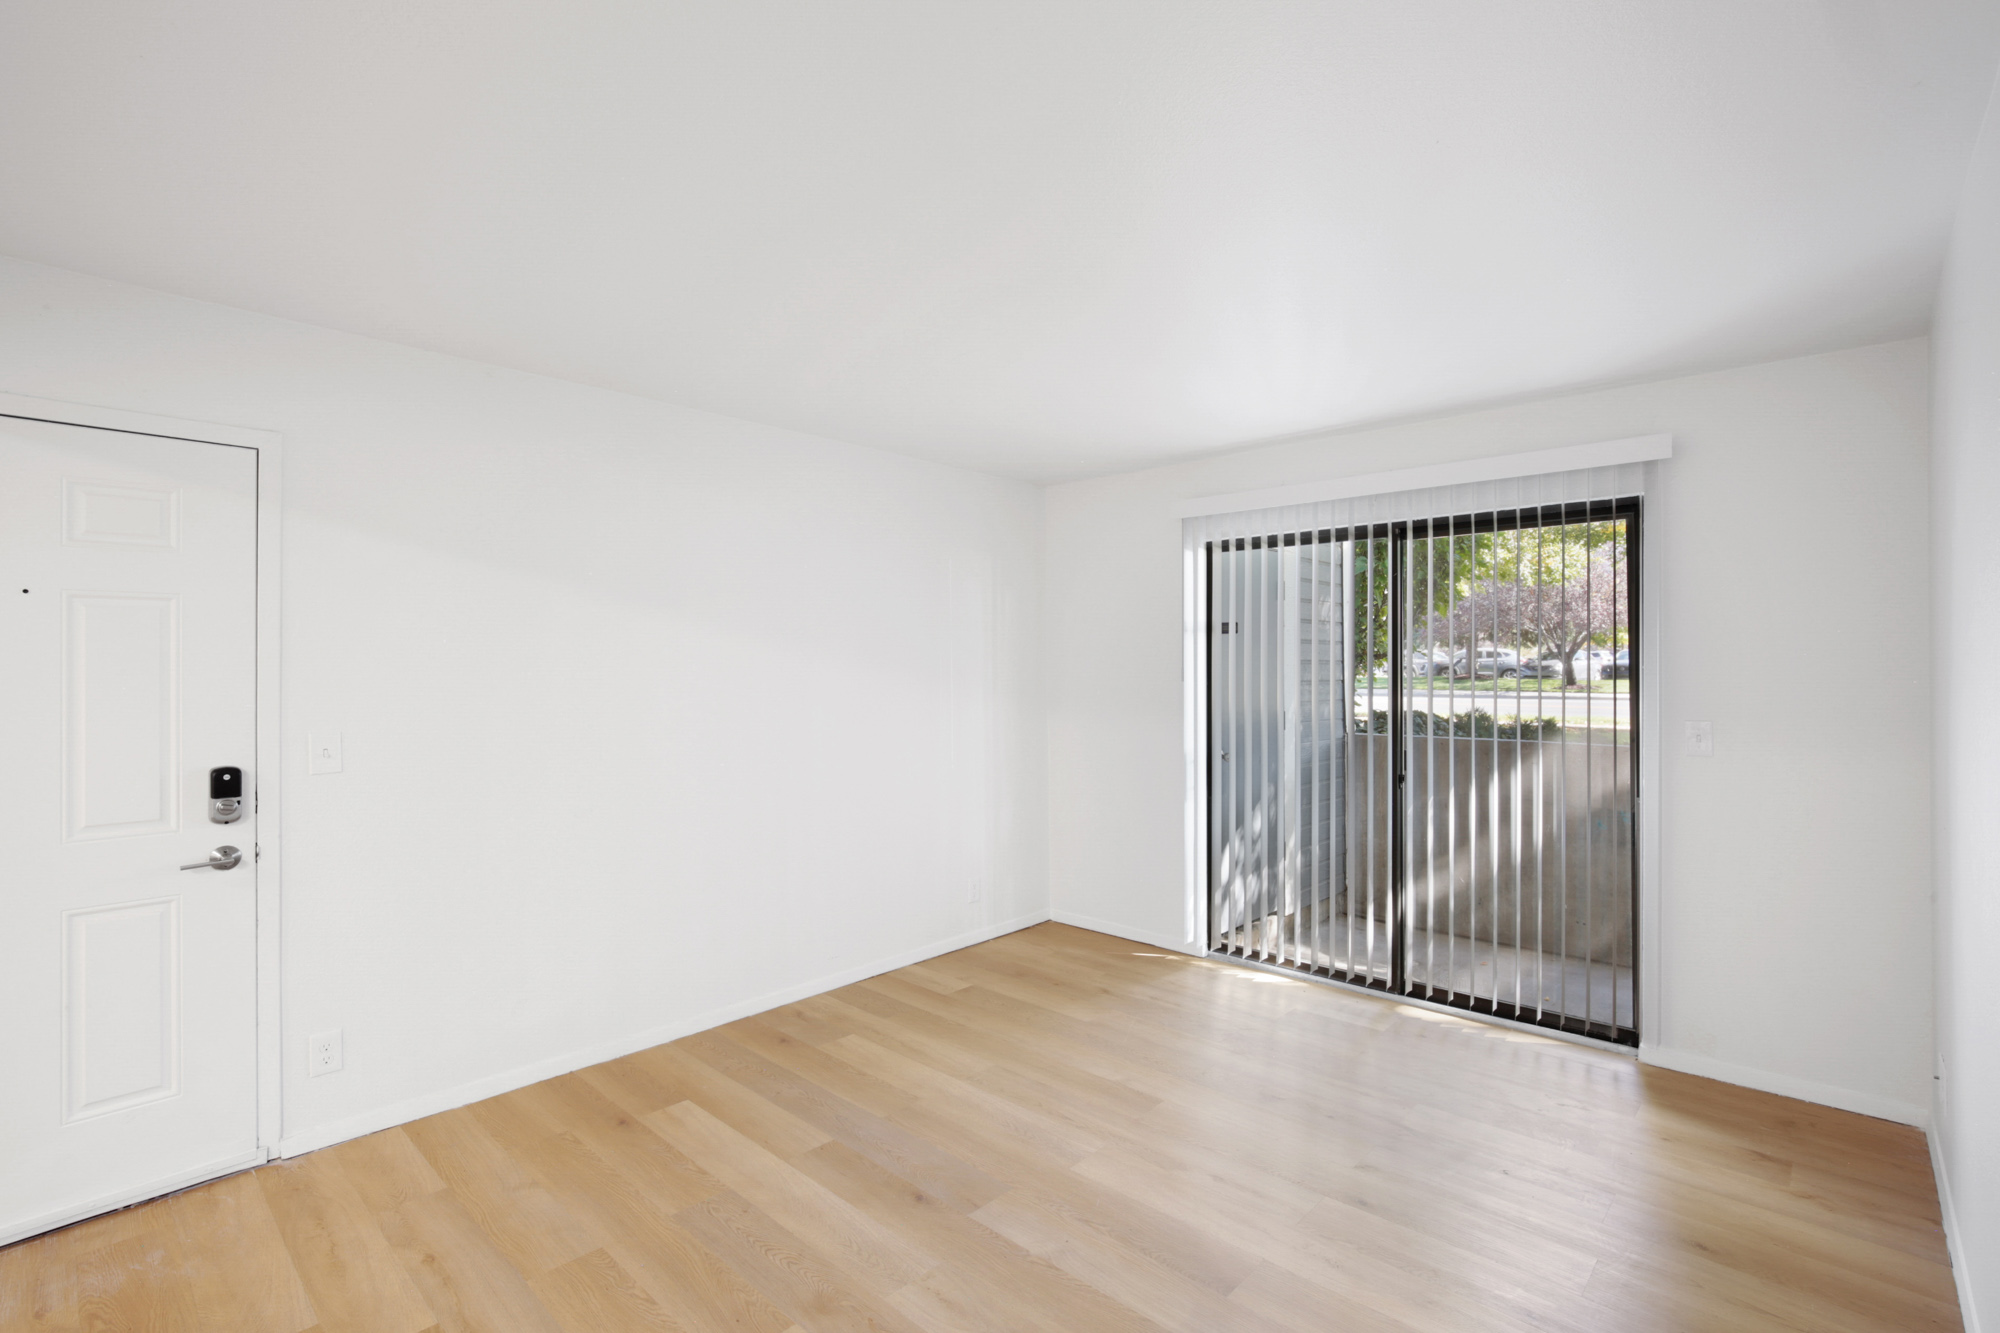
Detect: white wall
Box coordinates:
(1933, 63, 2000, 1333)
(0, 256, 1046, 1154)
(0, 242, 1949, 1193)
(1046, 339, 1934, 1123)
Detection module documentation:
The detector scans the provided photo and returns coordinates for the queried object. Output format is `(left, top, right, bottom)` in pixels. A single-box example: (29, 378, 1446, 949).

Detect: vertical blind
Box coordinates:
(1192, 463, 1645, 1044)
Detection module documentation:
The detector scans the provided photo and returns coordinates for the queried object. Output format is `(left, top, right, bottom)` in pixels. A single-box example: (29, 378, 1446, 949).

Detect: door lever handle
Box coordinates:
(180, 845, 242, 871)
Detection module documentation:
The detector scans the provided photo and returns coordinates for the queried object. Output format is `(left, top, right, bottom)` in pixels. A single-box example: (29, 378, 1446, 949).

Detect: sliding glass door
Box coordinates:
(1207, 499, 1638, 1045)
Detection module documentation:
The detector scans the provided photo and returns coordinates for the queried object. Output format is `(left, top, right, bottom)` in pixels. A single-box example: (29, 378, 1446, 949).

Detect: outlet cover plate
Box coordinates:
(308, 1029, 343, 1077)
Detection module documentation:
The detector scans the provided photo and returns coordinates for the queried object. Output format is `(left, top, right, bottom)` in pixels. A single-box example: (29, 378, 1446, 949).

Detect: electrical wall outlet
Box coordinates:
(307, 729, 344, 775)
(308, 1029, 343, 1077)
(1683, 720, 1714, 757)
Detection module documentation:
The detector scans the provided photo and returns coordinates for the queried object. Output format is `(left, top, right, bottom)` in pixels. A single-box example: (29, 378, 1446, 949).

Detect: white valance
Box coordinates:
(1185, 452, 1658, 546)
(1177, 433, 1670, 533)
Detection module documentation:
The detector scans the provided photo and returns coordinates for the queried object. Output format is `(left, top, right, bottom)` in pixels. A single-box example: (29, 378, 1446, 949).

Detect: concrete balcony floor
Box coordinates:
(1219, 911, 1634, 1034)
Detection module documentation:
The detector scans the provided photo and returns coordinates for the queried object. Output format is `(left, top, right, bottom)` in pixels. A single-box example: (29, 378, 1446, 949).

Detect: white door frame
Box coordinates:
(0, 390, 284, 1165)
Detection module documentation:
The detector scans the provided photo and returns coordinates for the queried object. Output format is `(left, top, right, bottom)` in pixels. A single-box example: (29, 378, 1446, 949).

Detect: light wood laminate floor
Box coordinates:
(0, 923, 1962, 1332)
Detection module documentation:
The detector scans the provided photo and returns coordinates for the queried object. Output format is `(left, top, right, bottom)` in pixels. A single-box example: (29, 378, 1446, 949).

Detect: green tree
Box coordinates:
(1349, 519, 1627, 687)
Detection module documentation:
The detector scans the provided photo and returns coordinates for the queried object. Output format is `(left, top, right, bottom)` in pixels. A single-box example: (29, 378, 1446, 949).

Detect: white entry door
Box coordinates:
(0, 415, 261, 1244)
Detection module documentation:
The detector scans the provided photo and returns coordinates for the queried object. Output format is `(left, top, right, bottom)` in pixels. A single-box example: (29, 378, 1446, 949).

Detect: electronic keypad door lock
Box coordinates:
(209, 766, 244, 824)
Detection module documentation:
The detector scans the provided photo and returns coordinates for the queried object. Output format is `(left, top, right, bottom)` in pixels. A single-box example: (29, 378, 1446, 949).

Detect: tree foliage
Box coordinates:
(1350, 519, 1628, 687)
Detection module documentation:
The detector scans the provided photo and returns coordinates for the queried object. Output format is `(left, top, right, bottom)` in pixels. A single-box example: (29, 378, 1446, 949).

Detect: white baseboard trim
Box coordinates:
(276, 911, 1051, 1159)
(1048, 909, 1203, 956)
(1639, 1045, 1927, 1127)
(1932, 1119, 1981, 1333)
(0, 1146, 267, 1248)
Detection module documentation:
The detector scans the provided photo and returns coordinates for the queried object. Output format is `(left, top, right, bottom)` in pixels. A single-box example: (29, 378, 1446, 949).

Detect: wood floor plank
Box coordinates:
(970, 1187, 1297, 1333)
(4, 1200, 232, 1333)
(166, 1171, 318, 1333)
(3, 923, 1963, 1333)
(824, 1033, 1106, 1167)
(827, 982, 1162, 1122)
(792, 1139, 1171, 1333)
(681, 1030, 1007, 1213)
(375, 1189, 566, 1333)
(466, 1098, 794, 1333)
(0, 1219, 83, 1331)
(669, 1190, 932, 1333)
(851, 1066, 1272, 1303)
(1583, 1243, 1958, 1333)
(1226, 1262, 1429, 1333)
(1785, 1163, 1962, 1257)
(508, 1075, 727, 1216)
(72, 1231, 201, 1332)
(258, 1153, 437, 1333)
(892, 962, 973, 996)
(717, 1018, 918, 1122)
(797, 991, 994, 1082)
(645, 1100, 935, 1296)
(753, 1000, 858, 1049)
(615, 1043, 834, 1160)
(1000, 1152, 1579, 1333)
(525, 1248, 688, 1333)
(323, 1128, 448, 1215)
(400, 1110, 601, 1275)
(576, 1054, 696, 1120)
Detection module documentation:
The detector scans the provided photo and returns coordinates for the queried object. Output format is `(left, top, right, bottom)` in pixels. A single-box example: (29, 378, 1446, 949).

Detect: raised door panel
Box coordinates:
(63, 897, 181, 1121)
(63, 592, 179, 841)
(64, 480, 180, 550)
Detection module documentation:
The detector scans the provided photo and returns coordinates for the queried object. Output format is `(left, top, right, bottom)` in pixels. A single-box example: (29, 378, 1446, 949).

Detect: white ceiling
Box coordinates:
(2, 3, 1996, 481)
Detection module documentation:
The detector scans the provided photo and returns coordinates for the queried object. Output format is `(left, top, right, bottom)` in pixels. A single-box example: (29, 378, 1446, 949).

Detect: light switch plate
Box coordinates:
(1683, 720, 1714, 757)
(307, 729, 344, 774)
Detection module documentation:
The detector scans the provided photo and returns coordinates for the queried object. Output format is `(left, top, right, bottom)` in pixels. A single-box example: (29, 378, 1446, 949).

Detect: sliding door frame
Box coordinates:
(1199, 496, 1645, 1047)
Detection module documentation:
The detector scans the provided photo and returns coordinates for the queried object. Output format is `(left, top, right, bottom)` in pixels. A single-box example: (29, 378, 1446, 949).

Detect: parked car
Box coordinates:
(1571, 648, 1612, 675)
(1407, 649, 1452, 677)
(1451, 649, 1564, 679)
(1600, 649, 1631, 679)
(1451, 648, 1508, 677)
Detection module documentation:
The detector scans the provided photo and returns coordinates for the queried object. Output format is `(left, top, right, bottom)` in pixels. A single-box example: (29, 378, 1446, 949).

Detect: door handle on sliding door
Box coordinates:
(179, 846, 242, 871)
